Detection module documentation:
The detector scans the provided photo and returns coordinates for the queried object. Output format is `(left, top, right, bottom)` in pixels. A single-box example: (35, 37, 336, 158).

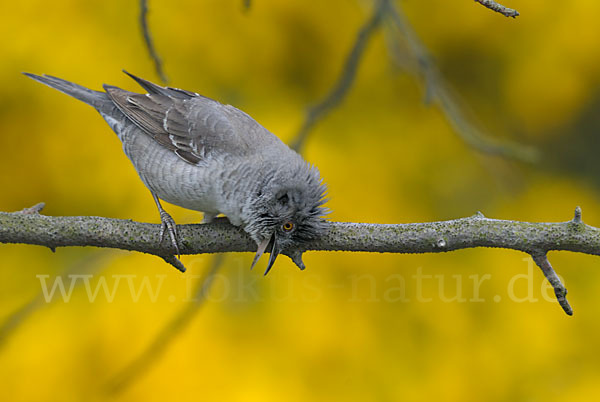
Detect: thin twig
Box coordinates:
(290, 0, 386, 152)
(383, 1, 537, 162)
(531, 253, 572, 315)
(474, 0, 519, 18)
(106, 254, 224, 394)
(139, 0, 168, 84)
(529, 206, 589, 315)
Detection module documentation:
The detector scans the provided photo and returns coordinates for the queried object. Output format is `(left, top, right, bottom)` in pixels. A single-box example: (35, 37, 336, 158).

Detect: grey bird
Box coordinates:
(24, 71, 328, 274)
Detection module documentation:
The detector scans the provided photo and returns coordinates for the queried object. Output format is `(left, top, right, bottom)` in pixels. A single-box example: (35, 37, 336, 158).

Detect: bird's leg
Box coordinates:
(152, 193, 181, 257)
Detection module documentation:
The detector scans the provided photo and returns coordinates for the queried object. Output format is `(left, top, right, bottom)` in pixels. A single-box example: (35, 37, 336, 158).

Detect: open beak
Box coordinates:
(250, 236, 271, 271)
(249, 234, 280, 275)
(263, 236, 280, 276)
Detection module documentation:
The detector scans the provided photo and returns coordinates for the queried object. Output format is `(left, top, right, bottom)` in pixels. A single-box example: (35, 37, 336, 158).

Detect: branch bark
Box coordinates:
(2, 205, 597, 315)
(474, 0, 519, 18)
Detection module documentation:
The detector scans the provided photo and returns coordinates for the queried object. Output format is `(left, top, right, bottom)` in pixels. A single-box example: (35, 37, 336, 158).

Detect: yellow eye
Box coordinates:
(282, 222, 294, 232)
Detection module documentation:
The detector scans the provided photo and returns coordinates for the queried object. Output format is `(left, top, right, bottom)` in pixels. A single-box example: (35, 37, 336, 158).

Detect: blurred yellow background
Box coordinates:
(1, 0, 600, 401)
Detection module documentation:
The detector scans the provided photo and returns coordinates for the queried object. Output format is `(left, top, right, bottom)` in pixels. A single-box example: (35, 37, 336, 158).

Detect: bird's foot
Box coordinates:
(159, 209, 181, 257)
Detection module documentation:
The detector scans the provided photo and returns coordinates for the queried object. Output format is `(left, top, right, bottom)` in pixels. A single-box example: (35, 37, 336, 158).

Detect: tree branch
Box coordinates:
(382, 1, 536, 162)
(139, 0, 168, 83)
(2, 205, 598, 315)
(474, 0, 519, 18)
(290, 0, 386, 152)
(290, 0, 533, 160)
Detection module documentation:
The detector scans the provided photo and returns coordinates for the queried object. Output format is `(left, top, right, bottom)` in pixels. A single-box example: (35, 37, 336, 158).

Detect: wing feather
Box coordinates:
(103, 72, 274, 166)
(104, 86, 233, 165)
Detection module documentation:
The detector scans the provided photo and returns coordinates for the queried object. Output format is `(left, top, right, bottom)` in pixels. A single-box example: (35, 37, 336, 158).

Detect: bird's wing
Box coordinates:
(103, 75, 262, 165)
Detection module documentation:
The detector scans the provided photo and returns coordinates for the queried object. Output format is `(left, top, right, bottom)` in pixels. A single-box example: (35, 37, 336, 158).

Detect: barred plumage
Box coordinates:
(24, 71, 328, 274)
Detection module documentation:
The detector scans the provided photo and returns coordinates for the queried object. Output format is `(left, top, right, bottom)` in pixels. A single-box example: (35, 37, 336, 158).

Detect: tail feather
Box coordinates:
(23, 73, 110, 111)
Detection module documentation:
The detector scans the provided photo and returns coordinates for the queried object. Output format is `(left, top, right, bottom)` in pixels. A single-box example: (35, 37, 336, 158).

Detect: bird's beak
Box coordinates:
(250, 233, 280, 275)
(250, 236, 271, 271)
(263, 235, 280, 276)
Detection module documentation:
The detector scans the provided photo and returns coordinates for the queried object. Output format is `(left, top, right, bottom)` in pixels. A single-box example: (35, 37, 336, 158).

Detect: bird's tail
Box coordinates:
(23, 73, 110, 112)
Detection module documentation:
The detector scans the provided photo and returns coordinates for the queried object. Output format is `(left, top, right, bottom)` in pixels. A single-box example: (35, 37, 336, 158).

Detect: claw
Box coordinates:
(159, 210, 181, 257)
(152, 193, 181, 257)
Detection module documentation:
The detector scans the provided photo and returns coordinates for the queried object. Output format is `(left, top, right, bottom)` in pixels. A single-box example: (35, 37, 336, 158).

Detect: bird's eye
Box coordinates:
(282, 221, 294, 232)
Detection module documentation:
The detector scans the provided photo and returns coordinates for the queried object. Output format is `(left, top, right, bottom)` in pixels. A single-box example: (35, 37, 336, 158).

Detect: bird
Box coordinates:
(24, 71, 329, 274)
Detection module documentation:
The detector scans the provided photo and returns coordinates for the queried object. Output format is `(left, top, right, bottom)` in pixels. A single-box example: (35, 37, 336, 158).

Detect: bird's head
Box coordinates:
(243, 162, 328, 275)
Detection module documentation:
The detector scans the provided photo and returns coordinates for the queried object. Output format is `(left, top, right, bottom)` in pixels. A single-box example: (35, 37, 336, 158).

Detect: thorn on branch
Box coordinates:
(472, 211, 485, 219)
(474, 0, 519, 18)
(139, 0, 168, 84)
(17, 203, 56, 251)
(161, 255, 186, 272)
(531, 253, 573, 316)
(18, 202, 45, 214)
(573, 206, 583, 224)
